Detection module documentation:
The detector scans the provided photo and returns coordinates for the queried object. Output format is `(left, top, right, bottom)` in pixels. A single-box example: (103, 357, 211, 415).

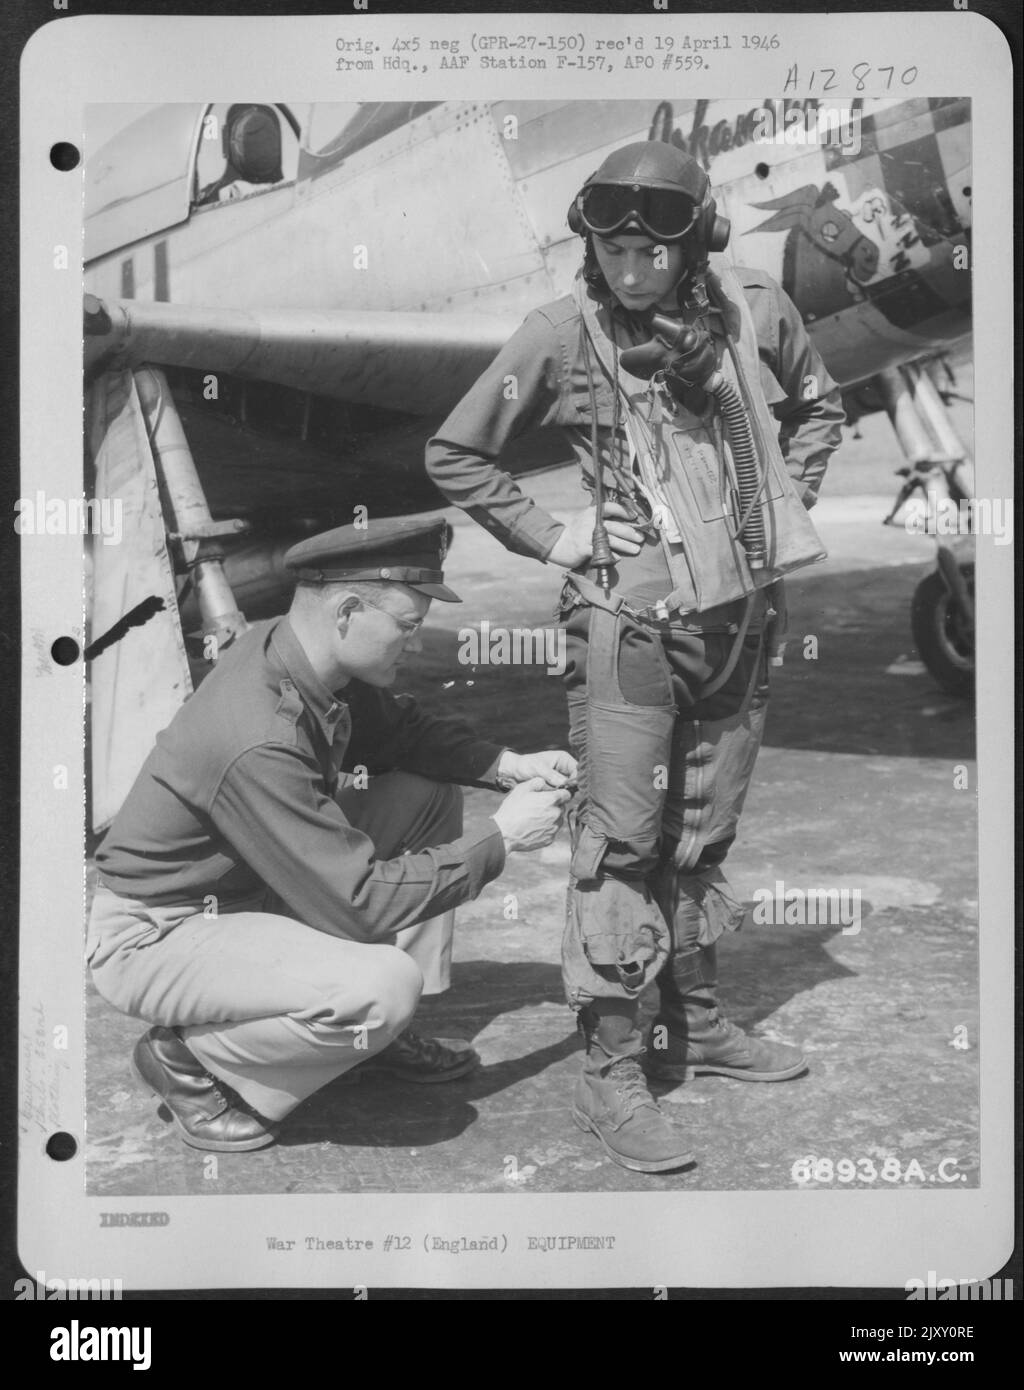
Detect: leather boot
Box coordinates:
(133, 1026, 280, 1152)
(572, 1002, 694, 1172)
(646, 944, 807, 1082)
(359, 1029, 480, 1084)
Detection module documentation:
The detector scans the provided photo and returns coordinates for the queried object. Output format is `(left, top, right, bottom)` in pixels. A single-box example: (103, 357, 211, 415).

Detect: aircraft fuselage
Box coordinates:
(85, 97, 973, 393)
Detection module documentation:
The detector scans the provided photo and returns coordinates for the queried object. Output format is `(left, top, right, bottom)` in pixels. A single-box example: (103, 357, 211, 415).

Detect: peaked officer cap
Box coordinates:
(284, 515, 460, 602)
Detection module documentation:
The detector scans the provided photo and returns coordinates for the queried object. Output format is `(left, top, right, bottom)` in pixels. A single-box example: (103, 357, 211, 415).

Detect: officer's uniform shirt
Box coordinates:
(96, 616, 507, 941)
(425, 268, 845, 560)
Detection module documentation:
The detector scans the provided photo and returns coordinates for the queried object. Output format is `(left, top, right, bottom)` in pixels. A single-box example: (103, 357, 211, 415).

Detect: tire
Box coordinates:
(911, 564, 974, 697)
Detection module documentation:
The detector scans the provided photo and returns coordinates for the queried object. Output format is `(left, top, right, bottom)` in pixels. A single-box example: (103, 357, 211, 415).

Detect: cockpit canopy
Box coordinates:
(84, 102, 442, 264)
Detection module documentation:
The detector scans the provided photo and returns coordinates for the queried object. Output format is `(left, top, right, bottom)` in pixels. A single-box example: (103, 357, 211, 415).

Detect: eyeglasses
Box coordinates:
(580, 184, 700, 242)
(354, 593, 426, 638)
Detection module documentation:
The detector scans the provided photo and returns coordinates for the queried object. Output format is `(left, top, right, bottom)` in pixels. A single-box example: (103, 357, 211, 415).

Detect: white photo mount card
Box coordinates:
(15, 4, 1015, 1299)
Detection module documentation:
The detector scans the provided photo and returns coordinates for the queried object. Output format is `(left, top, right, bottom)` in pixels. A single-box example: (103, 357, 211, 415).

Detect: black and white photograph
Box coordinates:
(12, 5, 1016, 1303)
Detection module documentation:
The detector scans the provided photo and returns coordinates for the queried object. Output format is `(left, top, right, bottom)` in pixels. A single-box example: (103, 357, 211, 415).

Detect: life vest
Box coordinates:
(571, 260, 826, 616)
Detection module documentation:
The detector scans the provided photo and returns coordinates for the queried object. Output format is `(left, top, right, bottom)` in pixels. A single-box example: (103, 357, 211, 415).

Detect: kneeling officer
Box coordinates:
(88, 516, 573, 1151)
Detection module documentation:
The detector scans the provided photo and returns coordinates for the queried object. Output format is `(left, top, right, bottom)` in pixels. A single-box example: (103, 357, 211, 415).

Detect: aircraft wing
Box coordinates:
(83, 295, 537, 828)
(85, 295, 524, 417)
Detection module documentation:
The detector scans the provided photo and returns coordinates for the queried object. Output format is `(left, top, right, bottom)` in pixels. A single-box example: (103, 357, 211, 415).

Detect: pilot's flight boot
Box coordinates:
(572, 1002, 694, 1173)
(646, 945, 808, 1083)
(133, 1026, 280, 1152)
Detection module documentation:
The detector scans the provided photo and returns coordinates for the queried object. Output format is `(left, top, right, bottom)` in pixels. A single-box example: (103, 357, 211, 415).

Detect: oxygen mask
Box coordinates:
(619, 309, 719, 414)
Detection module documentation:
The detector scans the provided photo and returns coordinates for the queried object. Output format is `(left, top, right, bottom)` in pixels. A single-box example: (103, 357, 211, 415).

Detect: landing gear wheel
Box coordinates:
(911, 564, 974, 697)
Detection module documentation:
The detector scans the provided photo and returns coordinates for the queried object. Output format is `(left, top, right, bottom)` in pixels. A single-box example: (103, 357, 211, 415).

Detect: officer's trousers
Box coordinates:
(87, 772, 461, 1121)
(559, 585, 769, 1011)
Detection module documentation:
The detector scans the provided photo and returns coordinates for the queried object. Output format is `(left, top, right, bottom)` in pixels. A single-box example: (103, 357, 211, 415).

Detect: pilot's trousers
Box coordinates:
(559, 578, 770, 1013)
(87, 772, 460, 1122)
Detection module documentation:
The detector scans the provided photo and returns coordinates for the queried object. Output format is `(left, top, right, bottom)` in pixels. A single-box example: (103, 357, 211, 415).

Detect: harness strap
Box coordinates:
(562, 571, 742, 633)
(562, 571, 766, 713)
(562, 571, 635, 619)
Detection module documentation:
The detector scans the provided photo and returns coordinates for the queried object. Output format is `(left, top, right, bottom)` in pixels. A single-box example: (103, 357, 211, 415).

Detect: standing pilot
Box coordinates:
(88, 517, 573, 1152)
(427, 142, 845, 1173)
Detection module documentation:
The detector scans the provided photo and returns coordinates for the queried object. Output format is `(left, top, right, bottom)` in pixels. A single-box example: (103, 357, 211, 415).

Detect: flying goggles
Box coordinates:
(575, 182, 704, 242)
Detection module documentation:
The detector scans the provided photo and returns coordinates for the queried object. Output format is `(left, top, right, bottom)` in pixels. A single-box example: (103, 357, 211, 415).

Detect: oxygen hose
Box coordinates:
(704, 372, 767, 569)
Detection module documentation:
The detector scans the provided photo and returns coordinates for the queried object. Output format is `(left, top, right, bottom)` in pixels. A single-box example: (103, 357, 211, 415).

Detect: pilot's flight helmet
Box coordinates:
(223, 104, 283, 185)
(568, 141, 730, 252)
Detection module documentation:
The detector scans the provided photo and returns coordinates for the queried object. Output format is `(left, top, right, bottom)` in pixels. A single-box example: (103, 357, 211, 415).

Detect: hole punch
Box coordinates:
(46, 1131, 77, 1161)
(50, 636, 80, 666)
(754, 162, 770, 180)
(49, 142, 80, 172)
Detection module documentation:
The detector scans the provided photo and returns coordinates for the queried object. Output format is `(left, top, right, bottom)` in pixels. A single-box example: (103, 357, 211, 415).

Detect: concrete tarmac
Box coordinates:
(85, 394, 981, 1196)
